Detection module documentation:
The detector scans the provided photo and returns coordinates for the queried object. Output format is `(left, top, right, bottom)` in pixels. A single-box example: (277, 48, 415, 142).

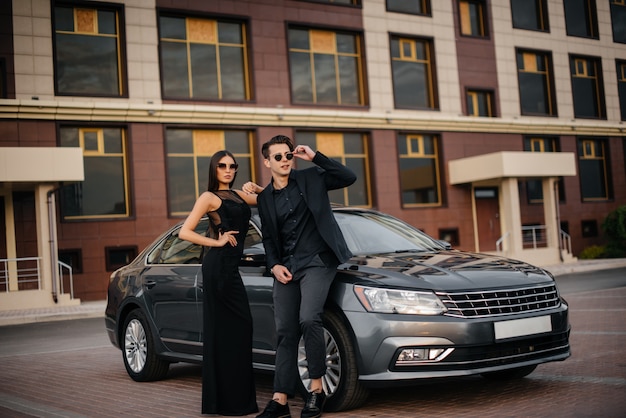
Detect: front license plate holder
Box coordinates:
(494, 315, 552, 341)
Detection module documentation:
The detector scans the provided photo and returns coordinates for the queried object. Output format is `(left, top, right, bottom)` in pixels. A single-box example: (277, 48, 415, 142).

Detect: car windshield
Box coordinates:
(335, 211, 445, 255)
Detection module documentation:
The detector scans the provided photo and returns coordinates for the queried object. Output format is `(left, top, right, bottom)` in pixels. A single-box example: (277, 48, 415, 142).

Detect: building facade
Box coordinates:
(1, 0, 625, 309)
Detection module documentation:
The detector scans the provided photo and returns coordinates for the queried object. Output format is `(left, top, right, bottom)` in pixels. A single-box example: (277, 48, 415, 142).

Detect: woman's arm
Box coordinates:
(179, 192, 238, 248)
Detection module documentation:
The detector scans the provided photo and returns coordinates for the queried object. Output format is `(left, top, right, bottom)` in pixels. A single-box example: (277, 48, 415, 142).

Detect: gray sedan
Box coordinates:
(105, 207, 570, 411)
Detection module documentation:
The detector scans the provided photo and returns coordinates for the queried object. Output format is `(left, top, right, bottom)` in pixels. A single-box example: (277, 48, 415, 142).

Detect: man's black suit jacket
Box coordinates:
(257, 151, 357, 272)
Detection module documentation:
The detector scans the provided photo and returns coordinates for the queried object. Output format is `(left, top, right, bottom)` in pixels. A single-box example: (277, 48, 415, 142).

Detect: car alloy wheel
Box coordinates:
(121, 309, 169, 381)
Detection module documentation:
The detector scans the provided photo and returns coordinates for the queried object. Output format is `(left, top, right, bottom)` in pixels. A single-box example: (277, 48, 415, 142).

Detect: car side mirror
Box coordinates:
(437, 240, 453, 250)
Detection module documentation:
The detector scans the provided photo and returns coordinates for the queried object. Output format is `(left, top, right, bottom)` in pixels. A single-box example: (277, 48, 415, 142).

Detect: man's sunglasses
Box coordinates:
(271, 152, 294, 162)
(217, 163, 239, 171)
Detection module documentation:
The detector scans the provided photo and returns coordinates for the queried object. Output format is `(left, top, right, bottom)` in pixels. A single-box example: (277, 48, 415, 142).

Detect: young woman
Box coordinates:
(179, 150, 259, 416)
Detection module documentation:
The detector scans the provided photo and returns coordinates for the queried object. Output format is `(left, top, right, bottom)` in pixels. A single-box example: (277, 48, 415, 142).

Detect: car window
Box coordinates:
(244, 223, 264, 251)
(336, 211, 443, 254)
(147, 219, 210, 265)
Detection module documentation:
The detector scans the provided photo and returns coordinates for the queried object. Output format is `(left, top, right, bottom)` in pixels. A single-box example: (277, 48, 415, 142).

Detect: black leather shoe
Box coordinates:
(301, 391, 326, 418)
(256, 400, 291, 418)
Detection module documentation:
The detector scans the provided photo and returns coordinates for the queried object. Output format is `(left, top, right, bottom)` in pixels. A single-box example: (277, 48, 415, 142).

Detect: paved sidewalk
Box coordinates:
(1, 258, 625, 327)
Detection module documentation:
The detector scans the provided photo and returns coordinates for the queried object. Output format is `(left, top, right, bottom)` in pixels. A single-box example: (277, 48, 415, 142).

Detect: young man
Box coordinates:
(252, 135, 356, 418)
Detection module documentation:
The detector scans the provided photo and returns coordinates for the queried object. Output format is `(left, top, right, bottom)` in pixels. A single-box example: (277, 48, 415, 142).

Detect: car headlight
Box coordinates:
(354, 285, 447, 315)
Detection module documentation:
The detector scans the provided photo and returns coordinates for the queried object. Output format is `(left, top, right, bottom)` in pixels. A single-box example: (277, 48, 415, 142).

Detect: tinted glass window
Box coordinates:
(563, 0, 598, 38)
(60, 127, 129, 219)
(610, 1, 626, 43)
(511, 0, 549, 31)
(159, 15, 250, 101)
(53, 5, 124, 96)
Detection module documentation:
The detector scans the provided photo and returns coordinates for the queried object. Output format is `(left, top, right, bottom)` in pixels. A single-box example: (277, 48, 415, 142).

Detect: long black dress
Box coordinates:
(201, 190, 258, 416)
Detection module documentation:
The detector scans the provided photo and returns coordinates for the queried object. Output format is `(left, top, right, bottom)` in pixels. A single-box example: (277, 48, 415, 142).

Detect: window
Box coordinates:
(105, 246, 137, 271)
(165, 129, 255, 215)
(58, 249, 82, 274)
(288, 27, 365, 105)
(459, 0, 487, 37)
(53, 4, 125, 96)
(581, 219, 598, 237)
(296, 132, 370, 206)
(159, 15, 250, 101)
(523, 137, 565, 203)
(611, 0, 626, 43)
(570, 55, 605, 119)
(577, 138, 611, 201)
(516, 49, 556, 116)
(439, 228, 459, 246)
(617, 60, 626, 120)
(397, 134, 442, 207)
(302, 0, 360, 4)
(387, 0, 430, 15)
(60, 127, 130, 219)
(0, 58, 6, 98)
(390, 36, 437, 109)
(147, 220, 208, 265)
(466, 89, 494, 116)
(511, 0, 549, 31)
(563, 0, 598, 39)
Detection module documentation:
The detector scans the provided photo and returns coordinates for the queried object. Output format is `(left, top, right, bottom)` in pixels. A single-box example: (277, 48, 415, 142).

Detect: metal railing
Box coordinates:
(1, 257, 41, 292)
(1, 257, 74, 298)
(496, 227, 572, 255)
(58, 260, 74, 299)
(522, 225, 548, 249)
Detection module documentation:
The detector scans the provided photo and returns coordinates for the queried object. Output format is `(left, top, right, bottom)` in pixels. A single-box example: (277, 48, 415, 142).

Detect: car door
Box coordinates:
(142, 221, 208, 355)
(238, 221, 277, 368)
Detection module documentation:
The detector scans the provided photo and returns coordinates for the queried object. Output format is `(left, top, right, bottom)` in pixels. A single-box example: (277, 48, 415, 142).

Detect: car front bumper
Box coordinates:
(344, 304, 570, 385)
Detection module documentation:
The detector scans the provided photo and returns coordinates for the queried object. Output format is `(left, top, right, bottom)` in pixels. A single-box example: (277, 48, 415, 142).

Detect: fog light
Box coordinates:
(395, 347, 453, 366)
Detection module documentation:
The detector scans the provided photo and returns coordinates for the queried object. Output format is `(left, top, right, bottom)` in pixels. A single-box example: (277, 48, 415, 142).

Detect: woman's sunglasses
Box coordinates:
(217, 163, 239, 171)
(271, 152, 294, 162)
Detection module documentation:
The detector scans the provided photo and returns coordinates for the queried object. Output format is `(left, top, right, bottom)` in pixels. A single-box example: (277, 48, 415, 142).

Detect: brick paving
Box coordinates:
(0, 261, 625, 417)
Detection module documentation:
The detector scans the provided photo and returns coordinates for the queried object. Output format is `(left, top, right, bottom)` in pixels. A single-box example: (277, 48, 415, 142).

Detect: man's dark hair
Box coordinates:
(262, 135, 294, 159)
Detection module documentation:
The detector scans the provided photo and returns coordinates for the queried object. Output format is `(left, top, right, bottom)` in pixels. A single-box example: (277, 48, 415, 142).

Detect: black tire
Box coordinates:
(481, 364, 537, 380)
(297, 310, 370, 412)
(122, 309, 169, 382)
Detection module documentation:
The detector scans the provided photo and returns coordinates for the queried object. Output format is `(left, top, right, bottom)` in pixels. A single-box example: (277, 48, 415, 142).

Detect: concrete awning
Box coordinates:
(0, 147, 84, 183)
(448, 151, 576, 185)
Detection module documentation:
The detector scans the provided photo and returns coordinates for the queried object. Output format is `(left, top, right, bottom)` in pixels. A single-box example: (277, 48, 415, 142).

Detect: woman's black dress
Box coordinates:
(201, 190, 258, 416)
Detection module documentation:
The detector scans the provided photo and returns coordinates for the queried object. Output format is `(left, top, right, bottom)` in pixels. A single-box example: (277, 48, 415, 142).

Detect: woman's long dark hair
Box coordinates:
(207, 150, 238, 191)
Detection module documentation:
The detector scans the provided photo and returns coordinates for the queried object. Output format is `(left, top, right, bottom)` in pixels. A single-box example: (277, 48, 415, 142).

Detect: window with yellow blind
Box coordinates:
(165, 129, 255, 215)
(288, 28, 366, 106)
(570, 55, 605, 119)
(159, 14, 251, 101)
(523, 137, 565, 203)
(53, 4, 125, 96)
(390, 36, 438, 109)
(59, 127, 130, 219)
(577, 138, 612, 201)
(295, 132, 371, 206)
(397, 134, 442, 207)
(459, 0, 487, 37)
(466, 89, 494, 117)
(516, 49, 557, 116)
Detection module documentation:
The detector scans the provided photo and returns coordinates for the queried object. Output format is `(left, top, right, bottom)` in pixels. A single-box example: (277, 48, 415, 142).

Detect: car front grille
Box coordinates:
(437, 283, 560, 318)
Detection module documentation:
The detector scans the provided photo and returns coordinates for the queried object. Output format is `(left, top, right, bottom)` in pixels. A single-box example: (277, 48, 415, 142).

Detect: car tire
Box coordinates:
(297, 310, 370, 412)
(122, 309, 169, 382)
(481, 364, 537, 380)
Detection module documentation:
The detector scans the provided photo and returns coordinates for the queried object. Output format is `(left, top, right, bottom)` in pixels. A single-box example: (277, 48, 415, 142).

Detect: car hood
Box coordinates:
(342, 250, 554, 291)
